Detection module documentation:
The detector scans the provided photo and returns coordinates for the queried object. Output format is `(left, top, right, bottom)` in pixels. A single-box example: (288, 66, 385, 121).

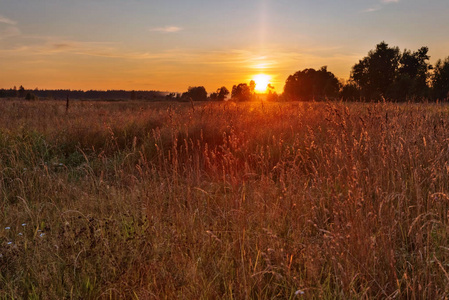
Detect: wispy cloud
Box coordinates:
(0, 15, 20, 39)
(0, 38, 120, 57)
(42, 41, 122, 57)
(150, 26, 183, 33)
(0, 26, 20, 39)
(363, 7, 382, 13)
(362, 0, 399, 13)
(0, 37, 193, 61)
(0, 15, 17, 25)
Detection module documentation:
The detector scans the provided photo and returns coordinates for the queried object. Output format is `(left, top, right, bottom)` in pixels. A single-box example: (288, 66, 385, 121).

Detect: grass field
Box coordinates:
(1, 99, 449, 299)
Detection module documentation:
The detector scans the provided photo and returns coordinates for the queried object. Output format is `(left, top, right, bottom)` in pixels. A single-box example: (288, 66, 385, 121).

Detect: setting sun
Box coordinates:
(253, 74, 271, 92)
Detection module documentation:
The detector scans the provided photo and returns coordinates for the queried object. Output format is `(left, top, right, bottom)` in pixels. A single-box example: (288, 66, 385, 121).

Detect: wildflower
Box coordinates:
(22, 223, 27, 226)
(18, 233, 23, 236)
(7, 242, 12, 245)
(40, 233, 45, 237)
(295, 290, 305, 296)
(5, 227, 10, 230)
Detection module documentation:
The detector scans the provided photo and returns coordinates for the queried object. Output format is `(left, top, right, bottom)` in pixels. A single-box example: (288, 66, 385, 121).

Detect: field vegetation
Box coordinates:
(1, 99, 449, 299)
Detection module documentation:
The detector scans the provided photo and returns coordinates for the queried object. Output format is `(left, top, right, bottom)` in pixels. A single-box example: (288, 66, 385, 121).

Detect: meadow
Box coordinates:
(1, 98, 449, 299)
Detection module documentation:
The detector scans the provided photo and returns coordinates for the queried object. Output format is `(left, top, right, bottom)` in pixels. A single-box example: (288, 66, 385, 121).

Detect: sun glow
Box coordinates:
(253, 74, 271, 92)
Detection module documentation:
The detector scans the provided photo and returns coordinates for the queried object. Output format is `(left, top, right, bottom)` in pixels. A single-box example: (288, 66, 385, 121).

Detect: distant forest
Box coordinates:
(0, 88, 169, 101)
(2, 42, 449, 102)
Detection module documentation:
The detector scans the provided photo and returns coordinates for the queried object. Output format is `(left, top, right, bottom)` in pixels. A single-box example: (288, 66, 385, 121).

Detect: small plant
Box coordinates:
(25, 92, 38, 101)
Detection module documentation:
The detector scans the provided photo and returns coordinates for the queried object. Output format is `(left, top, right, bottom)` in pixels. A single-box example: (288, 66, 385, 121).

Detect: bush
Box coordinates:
(25, 92, 38, 101)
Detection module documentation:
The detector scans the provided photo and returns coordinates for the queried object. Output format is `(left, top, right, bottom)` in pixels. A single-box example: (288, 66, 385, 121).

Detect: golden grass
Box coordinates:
(1, 99, 449, 298)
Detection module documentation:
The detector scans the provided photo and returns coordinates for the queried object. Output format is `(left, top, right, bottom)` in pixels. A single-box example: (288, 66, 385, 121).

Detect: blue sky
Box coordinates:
(1, 0, 448, 92)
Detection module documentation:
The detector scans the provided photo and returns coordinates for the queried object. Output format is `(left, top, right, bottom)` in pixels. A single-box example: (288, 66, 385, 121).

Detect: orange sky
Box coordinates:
(1, 0, 449, 93)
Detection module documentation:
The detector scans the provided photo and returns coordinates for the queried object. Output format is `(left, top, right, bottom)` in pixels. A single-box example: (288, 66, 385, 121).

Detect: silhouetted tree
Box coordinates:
(399, 47, 431, 82)
(265, 84, 278, 101)
(25, 92, 37, 101)
(165, 93, 176, 100)
(433, 57, 449, 101)
(210, 86, 229, 101)
(350, 42, 434, 101)
(210, 93, 218, 101)
(218, 86, 230, 101)
(232, 83, 252, 101)
(340, 81, 361, 101)
(182, 86, 208, 101)
(392, 47, 432, 100)
(284, 66, 340, 101)
(266, 90, 279, 102)
(351, 42, 401, 100)
(249, 80, 256, 94)
(18, 85, 25, 98)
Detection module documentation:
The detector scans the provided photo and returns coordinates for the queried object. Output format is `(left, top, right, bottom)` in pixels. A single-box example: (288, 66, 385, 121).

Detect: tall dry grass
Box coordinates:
(1, 99, 449, 299)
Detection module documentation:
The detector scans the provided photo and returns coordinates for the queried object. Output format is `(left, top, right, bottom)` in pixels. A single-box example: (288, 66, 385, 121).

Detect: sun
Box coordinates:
(253, 74, 271, 92)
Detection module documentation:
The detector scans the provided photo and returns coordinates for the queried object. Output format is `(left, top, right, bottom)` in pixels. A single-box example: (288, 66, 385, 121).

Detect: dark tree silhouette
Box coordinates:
(399, 47, 431, 81)
(210, 86, 229, 101)
(350, 42, 434, 101)
(433, 57, 449, 101)
(266, 84, 279, 101)
(18, 85, 25, 98)
(249, 80, 256, 94)
(266, 90, 279, 102)
(340, 82, 361, 101)
(351, 42, 401, 100)
(284, 66, 340, 101)
(25, 92, 37, 101)
(182, 86, 208, 101)
(232, 83, 252, 101)
(0, 88, 167, 100)
(165, 93, 176, 100)
(393, 47, 432, 100)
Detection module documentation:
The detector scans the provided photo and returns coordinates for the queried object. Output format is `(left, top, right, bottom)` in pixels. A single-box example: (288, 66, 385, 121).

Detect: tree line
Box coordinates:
(181, 80, 279, 102)
(2, 42, 449, 102)
(184, 42, 449, 102)
(0, 88, 167, 101)
(286, 42, 449, 102)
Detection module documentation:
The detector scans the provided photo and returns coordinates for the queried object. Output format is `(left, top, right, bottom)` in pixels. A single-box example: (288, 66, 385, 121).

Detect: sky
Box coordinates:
(1, 0, 449, 93)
